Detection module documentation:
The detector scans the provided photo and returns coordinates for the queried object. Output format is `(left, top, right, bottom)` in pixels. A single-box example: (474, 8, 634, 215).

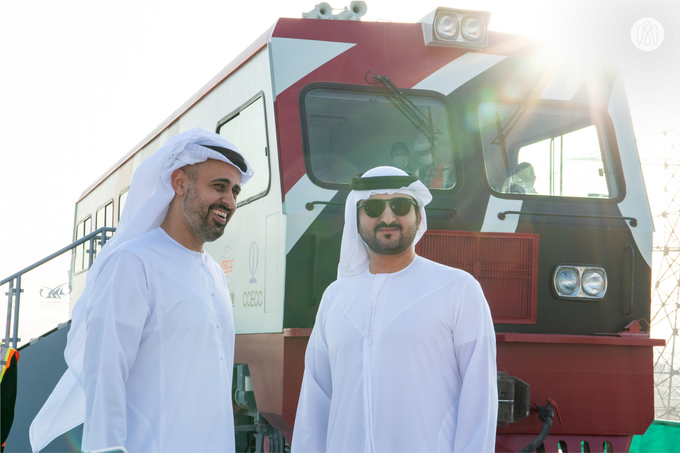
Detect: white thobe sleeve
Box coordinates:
(452, 279, 498, 453)
(291, 292, 333, 453)
(81, 250, 151, 451)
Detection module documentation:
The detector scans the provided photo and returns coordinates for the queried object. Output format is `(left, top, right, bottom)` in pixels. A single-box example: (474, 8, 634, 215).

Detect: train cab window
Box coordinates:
(217, 95, 270, 205)
(118, 189, 128, 221)
(302, 86, 456, 190)
(478, 102, 619, 198)
(74, 216, 92, 274)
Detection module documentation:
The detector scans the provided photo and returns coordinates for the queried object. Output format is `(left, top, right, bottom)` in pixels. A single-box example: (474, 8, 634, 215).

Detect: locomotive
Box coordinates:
(9, 3, 663, 452)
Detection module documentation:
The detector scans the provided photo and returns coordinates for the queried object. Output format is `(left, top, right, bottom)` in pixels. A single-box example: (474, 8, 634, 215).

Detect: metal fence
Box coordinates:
(2, 227, 116, 348)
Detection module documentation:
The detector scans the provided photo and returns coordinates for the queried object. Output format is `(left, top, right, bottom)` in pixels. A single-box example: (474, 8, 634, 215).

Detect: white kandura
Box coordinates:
(293, 256, 499, 452)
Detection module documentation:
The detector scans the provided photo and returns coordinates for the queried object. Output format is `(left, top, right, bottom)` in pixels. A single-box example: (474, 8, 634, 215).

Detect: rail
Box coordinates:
(497, 210, 638, 227)
(2, 227, 116, 348)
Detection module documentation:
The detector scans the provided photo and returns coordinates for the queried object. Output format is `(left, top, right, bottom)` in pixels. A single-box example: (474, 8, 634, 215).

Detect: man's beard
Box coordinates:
(359, 220, 417, 255)
(183, 186, 230, 243)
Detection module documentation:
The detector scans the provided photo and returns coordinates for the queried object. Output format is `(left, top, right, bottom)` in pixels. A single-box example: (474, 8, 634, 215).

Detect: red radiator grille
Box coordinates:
(415, 230, 538, 324)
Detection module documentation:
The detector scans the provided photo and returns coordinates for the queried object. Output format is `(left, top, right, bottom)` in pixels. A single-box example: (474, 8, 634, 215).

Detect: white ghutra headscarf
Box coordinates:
(337, 166, 432, 279)
(30, 127, 253, 453)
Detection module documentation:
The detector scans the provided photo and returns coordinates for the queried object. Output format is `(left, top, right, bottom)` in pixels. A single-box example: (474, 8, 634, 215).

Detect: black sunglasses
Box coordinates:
(357, 197, 418, 218)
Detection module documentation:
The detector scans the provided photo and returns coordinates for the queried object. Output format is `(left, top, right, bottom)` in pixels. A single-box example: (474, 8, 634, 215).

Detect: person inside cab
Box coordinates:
(502, 161, 538, 194)
(390, 142, 415, 173)
(413, 134, 455, 189)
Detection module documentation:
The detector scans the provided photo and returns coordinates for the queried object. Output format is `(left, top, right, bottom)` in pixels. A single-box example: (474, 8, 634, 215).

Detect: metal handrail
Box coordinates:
(2, 227, 116, 348)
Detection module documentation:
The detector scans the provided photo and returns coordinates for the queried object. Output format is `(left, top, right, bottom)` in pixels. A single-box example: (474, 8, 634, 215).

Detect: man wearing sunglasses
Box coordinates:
(292, 166, 498, 452)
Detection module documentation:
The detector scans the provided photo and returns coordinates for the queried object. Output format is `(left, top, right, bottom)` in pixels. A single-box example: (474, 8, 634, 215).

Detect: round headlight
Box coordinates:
(435, 12, 459, 40)
(461, 15, 485, 42)
(556, 268, 579, 296)
(582, 270, 606, 297)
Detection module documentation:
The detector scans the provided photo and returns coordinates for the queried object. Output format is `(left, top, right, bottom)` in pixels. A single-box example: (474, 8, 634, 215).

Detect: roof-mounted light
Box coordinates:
(435, 12, 460, 40)
(461, 14, 485, 42)
(419, 7, 491, 49)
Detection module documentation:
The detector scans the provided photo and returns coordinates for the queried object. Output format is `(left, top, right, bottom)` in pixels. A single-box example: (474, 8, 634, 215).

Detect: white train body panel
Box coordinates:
(72, 45, 285, 334)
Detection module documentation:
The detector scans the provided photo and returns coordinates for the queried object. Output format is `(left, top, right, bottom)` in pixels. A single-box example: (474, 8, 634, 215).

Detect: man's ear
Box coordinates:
(171, 168, 189, 196)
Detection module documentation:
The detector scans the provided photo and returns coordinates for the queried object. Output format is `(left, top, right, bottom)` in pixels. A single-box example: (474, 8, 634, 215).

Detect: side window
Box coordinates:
(477, 102, 619, 198)
(517, 125, 612, 197)
(96, 201, 114, 230)
(302, 86, 456, 190)
(95, 201, 114, 254)
(118, 189, 129, 221)
(217, 95, 270, 204)
(74, 216, 92, 274)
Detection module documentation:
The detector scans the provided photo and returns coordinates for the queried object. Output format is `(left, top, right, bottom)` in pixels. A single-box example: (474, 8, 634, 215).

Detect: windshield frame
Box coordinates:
(216, 91, 272, 208)
(299, 82, 461, 193)
(476, 99, 626, 203)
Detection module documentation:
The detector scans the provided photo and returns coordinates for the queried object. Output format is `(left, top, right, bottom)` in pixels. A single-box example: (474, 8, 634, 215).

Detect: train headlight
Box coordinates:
(555, 267, 579, 297)
(582, 269, 607, 297)
(434, 12, 460, 40)
(553, 265, 607, 300)
(419, 7, 491, 49)
(461, 14, 486, 43)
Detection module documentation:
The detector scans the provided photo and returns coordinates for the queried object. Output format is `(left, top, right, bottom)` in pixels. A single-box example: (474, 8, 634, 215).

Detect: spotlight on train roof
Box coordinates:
(419, 7, 491, 49)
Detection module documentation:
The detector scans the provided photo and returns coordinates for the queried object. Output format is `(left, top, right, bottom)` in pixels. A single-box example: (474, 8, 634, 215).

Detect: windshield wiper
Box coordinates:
(371, 73, 442, 148)
(491, 62, 564, 159)
(495, 111, 509, 172)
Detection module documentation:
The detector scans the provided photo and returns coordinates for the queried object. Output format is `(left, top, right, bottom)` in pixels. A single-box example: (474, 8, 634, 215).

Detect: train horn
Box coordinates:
(302, 2, 333, 19)
(336, 1, 367, 20)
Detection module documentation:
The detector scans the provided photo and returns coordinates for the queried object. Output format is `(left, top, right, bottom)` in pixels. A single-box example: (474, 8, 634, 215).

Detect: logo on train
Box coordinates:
(40, 283, 71, 300)
(243, 290, 263, 308)
(220, 246, 234, 285)
(249, 242, 258, 284)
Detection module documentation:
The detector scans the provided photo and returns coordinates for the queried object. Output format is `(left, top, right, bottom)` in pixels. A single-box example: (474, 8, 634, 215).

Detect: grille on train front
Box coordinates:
(415, 230, 538, 324)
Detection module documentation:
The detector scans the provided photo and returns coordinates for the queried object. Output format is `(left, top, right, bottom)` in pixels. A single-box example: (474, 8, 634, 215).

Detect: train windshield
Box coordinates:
(478, 102, 619, 198)
(302, 87, 456, 190)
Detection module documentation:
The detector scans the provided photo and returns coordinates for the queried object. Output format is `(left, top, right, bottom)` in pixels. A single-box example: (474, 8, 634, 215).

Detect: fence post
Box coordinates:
(4, 278, 14, 346)
(11, 275, 23, 348)
(88, 236, 96, 268)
